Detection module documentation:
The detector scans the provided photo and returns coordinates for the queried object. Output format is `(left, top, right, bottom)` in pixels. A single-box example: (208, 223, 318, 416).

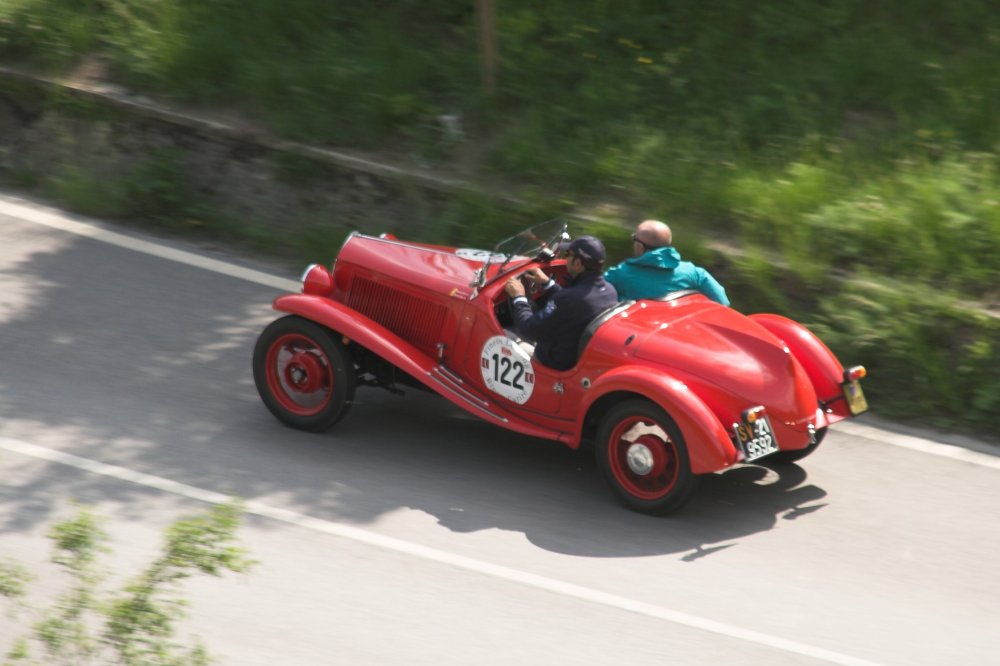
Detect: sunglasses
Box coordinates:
(631, 233, 653, 250)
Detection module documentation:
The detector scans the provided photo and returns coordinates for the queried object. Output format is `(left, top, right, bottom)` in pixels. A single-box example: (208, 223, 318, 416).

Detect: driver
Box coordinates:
(504, 236, 618, 371)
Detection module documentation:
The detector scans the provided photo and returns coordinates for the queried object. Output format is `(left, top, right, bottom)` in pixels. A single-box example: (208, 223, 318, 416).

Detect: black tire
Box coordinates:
(253, 315, 356, 432)
(595, 399, 700, 515)
(763, 427, 828, 465)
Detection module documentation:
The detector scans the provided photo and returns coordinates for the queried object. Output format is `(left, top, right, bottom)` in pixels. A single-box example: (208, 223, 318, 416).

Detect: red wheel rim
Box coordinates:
(607, 416, 679, 500)
(265, 333, 334, 417)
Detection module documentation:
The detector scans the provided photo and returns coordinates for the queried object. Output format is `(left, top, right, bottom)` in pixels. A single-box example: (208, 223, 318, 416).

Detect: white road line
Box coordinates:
(835, 421, 1000, 470)
(0, 435, 884, 666)
(2, 192, 997, 467)
(0, 195, 300, 292)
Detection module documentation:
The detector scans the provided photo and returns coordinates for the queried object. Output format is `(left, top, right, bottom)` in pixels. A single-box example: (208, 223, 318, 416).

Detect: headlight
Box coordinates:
(301, 264, 333, 295)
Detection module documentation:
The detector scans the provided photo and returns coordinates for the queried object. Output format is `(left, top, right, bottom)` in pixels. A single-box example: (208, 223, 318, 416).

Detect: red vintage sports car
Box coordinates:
(253, 219, 868, 515)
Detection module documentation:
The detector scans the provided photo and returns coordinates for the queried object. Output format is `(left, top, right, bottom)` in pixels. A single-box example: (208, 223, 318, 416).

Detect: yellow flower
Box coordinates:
(637, 57, 653, 64)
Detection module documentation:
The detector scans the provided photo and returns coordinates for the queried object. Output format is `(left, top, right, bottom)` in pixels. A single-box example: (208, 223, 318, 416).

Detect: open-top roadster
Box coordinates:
(253, 219, 868, 515)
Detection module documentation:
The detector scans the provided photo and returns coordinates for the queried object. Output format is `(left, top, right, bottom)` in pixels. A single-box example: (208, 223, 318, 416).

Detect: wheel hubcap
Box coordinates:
(626, 443, 655, 475)
(607, 416, 678, 500)
(265, 333, 334, 417)
(285, 351, 324, 392)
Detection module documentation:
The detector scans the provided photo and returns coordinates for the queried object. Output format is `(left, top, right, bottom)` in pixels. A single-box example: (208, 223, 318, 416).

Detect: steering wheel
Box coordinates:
(505, 272, 544, 322)
(525, 272, 548, 297)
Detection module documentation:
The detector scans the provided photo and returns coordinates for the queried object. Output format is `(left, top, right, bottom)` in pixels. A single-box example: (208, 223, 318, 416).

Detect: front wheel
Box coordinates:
(253, 315, 356, 432)
(595, 400, 700, 515)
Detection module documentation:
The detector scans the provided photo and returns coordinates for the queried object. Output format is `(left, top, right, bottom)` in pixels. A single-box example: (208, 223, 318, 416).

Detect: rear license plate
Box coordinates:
(734, 415, 779, 462)
(842, 380, 869, 415)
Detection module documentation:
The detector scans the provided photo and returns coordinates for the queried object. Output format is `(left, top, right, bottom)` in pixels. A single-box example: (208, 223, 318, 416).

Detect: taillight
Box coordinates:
(843, 365, 867, 382)
(742, 405, 766, 423)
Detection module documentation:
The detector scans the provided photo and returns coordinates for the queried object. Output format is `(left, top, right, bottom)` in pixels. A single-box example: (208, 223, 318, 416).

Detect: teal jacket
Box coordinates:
(604, 246, 730, 306)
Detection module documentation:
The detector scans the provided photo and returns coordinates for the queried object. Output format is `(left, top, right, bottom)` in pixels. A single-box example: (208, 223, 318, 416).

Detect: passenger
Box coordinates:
(504, 236, 618, 371)
(604, 219, 729, 305)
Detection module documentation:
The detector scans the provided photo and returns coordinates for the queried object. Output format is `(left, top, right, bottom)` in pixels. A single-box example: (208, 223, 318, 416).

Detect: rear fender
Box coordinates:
(581, 367, 739, 474)
(749, 314, 849, 417)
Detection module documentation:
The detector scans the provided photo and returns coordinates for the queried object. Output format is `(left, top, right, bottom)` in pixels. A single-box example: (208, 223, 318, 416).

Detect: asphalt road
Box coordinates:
(1, 192, 999, 666)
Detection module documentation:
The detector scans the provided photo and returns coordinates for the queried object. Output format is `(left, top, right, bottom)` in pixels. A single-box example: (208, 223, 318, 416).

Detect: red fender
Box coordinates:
(749, 314, 850, 418)
(580, 366, 740, 474)
(272, 294, 565, 441)
(275, 294, 436, 377)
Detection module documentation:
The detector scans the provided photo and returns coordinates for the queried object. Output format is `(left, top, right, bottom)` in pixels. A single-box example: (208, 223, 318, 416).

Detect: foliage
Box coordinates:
(731, 150, 1000, 298)
(0, 560, 31, 605)
(1, 0, 998, 435)
(118, 148, 192, 224)
(0, 0, 103, 69)
(3, 1, 999, 171)
(0, 501, 252, 666)
(813, 277, 1000, 430)
(43, 147, 192, 224)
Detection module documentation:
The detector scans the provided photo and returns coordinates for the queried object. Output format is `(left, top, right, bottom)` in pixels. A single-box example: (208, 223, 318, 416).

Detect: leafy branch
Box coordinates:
(1, 500, 253, 666)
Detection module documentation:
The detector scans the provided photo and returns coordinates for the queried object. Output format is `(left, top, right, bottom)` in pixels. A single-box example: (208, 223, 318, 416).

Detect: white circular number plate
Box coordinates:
(455, 248, 509, 263)
(480, 336, 535, 404)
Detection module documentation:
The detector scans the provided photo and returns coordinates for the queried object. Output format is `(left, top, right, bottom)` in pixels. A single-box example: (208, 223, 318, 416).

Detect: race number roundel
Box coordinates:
(480, 336, 535, 404)
(455, 248, 508, 263)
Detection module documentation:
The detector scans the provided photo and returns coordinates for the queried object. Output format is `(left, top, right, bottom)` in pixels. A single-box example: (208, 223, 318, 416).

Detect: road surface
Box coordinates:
(1, 193, 998, 666)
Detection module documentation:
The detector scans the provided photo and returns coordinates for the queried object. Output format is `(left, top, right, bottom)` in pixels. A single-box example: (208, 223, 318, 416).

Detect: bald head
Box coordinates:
(632, 219, 672, 255)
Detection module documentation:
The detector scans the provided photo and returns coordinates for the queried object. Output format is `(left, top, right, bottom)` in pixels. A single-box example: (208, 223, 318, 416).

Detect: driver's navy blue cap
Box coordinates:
(559, 235, 606, 268)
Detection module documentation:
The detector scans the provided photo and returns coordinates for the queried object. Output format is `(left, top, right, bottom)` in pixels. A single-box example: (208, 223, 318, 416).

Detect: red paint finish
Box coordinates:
(264, 333, 334, 417)
(254, 227, 870, 514)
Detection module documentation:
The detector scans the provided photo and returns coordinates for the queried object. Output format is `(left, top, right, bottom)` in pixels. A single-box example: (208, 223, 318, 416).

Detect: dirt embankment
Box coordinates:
(0, 66, 509, 244)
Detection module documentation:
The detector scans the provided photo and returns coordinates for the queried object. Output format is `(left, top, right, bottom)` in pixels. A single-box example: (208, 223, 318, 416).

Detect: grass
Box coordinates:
(1, 0, 998, 437)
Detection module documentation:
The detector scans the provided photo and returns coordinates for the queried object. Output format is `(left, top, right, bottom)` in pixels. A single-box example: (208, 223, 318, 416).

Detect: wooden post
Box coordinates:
(476, 0, 498, 95)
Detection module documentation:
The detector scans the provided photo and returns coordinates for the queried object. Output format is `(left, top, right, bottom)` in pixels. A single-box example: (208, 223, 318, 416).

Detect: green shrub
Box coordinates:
(1, 501, 252, 666)
(46, 164, 129, 218)
(812, 277, 1000, 430)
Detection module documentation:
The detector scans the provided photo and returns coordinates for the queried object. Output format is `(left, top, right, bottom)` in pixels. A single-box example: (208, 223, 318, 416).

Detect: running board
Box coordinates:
(428, 365, 508, 423)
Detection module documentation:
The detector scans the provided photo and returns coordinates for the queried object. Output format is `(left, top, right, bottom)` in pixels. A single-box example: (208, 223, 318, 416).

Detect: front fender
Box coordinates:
(272, 294, 565, 442)
(581, 367, 739, 474)
(274, 294, 436, 380)
(749, 314, 849, 417)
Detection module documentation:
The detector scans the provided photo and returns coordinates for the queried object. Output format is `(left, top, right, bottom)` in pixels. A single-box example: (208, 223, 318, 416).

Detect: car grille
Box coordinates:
(347, 277, 448, 352)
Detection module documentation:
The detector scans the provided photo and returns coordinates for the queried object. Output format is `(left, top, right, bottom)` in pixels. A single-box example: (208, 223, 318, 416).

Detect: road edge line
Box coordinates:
(0, 194, 299, 292)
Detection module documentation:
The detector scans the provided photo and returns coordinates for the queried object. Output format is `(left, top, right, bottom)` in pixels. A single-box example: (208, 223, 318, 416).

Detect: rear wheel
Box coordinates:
(253, 315, 356, 432)
(595, 400, 700, 515)
(764, 427, 827, 465)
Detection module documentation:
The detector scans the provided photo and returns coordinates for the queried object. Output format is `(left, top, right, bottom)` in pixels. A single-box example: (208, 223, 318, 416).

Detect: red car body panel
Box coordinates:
(272, 293, 569, 443)
(750, 313, 853, 421)
(578, 365, 739, 473)
(270, 230, 863, 476)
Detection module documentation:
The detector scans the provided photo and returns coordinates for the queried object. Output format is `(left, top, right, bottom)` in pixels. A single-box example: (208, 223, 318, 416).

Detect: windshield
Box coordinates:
(474, 218, 569, 288)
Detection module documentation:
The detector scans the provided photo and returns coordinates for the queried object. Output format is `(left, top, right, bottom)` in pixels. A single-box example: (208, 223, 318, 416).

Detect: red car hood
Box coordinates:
(631, 302, 818, 425)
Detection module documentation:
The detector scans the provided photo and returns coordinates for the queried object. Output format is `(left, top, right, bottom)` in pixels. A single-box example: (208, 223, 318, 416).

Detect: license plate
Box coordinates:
(842, 380, 869, 415)
(733, 415, 779, 462)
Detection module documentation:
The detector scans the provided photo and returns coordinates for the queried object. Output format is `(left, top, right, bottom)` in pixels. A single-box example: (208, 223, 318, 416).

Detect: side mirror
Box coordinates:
(536, 247, 556, 262)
